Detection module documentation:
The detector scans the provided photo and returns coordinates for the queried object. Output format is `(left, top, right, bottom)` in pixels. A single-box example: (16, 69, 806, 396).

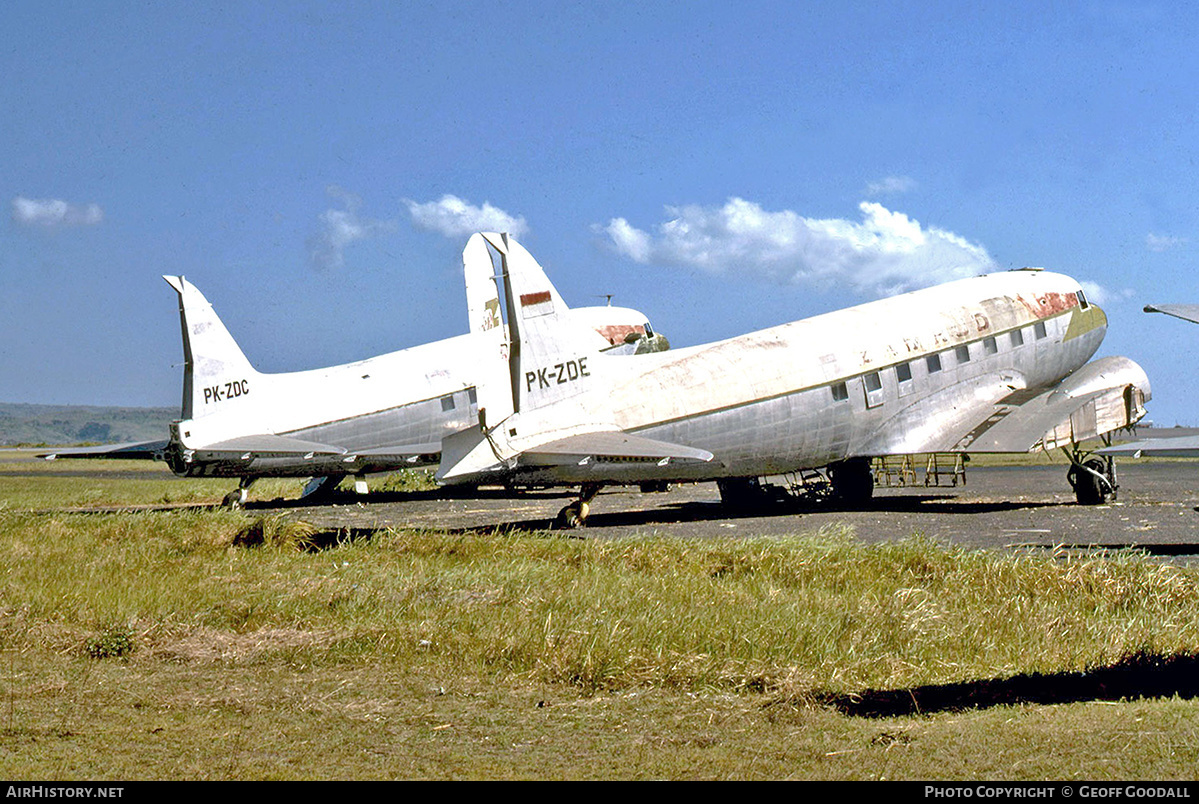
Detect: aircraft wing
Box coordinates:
(437, 426, 712, 482)
(40, 439, 170, 460)
(351, 443, 441, 459)
(190, 434, 348, 458)
(862, 356, 1150, 455)
(519, 431, 714, 466)
(42, 433, 442, 471)
(1097, 435, 1199, 458)
(188, 434, 441, 464)
(1145, 304, 1199, 325)
(1089, 304, 1199, 455)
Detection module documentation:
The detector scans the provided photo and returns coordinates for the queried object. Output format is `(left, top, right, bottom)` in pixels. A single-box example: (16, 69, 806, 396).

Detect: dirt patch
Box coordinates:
(150, 627, 343, 664)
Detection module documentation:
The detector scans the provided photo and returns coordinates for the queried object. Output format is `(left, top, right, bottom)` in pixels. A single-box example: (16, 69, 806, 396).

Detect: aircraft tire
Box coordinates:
(829, 458, 874, 506)
(555, 501, 589, 529)
(1068, 458, 1115, 505)
(717, 477, 766, 508)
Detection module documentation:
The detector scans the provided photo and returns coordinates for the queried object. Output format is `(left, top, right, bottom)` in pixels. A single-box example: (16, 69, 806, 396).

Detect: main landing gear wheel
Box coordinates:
(1067, 456, 1117, 505)
(555, 482, 602, 529)
(717, 477, 770, 509)
(828, 457, 874, 506)
(1063, 435, 1118, 505)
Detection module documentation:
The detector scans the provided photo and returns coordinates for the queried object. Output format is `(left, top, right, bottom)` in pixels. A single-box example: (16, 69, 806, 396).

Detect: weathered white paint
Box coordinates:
(160, 233, 1148, 489)
(436, 236, 1148, 486)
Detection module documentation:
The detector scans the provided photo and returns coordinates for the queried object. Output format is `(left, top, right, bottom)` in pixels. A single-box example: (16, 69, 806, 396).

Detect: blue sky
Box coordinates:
(4, 1, 1199, 425)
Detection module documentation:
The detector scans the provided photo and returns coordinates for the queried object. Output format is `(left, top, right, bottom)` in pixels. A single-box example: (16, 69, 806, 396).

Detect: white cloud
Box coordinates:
(596, 198, 996, 296)
(1079, 280, 1111, 305)
(405, 194, 529, 239)
(12, 196, 103, 228)
(1078, 281, 1135, 306)
(307, 186, 395, 271)
(603, 217, 652, 263)
(1146, 233, 1186, 252)
(864, 175, 918, 197)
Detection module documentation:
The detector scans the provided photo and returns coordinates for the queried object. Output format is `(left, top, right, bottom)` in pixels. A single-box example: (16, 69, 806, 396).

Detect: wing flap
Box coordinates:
(957, 356, 1148, 452)
(351, 442, 441, 458)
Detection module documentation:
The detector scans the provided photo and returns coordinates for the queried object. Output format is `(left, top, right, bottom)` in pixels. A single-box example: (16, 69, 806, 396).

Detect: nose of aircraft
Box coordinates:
(1068, 297, 1107, 342)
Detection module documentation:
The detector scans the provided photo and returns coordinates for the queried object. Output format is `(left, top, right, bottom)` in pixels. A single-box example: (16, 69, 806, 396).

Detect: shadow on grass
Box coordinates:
(817, 651, 1199, 718)
(243, 485, 575, 511)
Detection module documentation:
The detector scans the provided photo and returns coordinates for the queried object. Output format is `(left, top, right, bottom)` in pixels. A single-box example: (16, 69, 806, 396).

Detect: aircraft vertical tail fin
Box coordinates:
(438, 233, 613, 482)
(464, 234, 505, 336)
(481, 232, 602, 413)
(163, 276, 260, 420)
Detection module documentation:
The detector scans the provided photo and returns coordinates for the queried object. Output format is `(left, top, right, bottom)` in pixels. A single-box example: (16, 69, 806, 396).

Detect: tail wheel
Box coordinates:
(554, 500, 589, 529)
(222, 487, 248, 509)
(554, 483, 603, 529)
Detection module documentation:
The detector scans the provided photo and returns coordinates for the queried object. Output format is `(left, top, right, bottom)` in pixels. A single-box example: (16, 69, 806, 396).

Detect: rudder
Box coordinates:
(163, 276, 260, 420)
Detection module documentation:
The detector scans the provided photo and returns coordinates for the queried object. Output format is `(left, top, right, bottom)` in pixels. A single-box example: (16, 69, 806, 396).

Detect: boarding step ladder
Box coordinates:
(872, 455, 918, 487)
(924, 453, 967, 487)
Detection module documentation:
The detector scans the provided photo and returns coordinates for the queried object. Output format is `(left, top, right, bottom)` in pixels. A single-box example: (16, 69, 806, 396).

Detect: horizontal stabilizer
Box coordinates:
(436, 424, 508, 482)
(40, 440, 170, 460)
(188, 434, 445, 473)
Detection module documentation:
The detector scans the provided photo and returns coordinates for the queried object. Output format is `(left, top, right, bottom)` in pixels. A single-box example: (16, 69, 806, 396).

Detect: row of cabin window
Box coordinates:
(440, 388, 480, 412)
(829, 319, 1051, 403)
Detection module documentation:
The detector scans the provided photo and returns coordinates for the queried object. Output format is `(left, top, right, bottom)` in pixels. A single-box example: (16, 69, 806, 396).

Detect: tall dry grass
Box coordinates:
(5, 510, 1197, 698)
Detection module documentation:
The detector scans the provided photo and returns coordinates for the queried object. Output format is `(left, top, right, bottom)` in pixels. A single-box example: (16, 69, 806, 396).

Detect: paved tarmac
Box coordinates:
(254, 462, 1199, 557)
(11, 446, 1199, 556)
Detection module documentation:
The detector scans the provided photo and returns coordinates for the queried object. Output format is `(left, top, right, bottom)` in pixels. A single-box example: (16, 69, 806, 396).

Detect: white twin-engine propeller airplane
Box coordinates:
(48, 232, 1149, 525)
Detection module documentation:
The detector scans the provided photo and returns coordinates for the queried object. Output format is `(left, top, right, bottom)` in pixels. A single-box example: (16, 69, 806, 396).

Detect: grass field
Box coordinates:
(3, 451, 1199, 779)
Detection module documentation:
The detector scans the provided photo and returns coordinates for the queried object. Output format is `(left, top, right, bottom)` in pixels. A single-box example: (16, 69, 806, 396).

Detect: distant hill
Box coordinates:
(0, 402, 177, 446)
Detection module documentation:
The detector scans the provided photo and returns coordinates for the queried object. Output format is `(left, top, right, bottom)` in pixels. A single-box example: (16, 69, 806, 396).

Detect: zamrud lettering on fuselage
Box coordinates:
(525, 357, 589, 391)
(204, 379, 250, 404)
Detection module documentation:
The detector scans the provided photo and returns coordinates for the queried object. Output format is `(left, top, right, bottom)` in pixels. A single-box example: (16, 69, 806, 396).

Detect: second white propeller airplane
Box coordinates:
(50, 232, 1151, 525)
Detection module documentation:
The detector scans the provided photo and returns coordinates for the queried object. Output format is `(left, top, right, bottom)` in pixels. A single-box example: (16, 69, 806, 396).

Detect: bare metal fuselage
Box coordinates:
(169, 261, 1144, 489)
(477, 269, 1126, 485)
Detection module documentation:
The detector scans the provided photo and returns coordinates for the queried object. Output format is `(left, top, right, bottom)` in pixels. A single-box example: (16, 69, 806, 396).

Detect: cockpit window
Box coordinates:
(1077, 289, 1089, 309)
(644, 322, 654, 337)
